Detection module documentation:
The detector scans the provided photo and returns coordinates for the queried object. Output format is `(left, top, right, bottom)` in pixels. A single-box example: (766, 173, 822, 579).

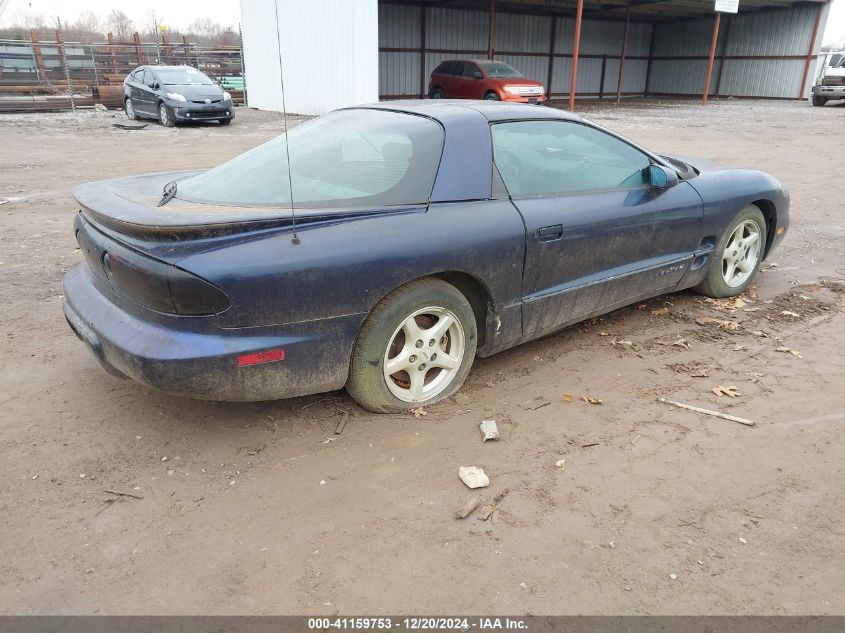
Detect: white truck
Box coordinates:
(811, 51, 845, 106)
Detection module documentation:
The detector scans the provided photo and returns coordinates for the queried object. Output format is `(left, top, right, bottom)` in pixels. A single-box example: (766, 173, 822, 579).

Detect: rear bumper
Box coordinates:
(62, 265, 361, 401)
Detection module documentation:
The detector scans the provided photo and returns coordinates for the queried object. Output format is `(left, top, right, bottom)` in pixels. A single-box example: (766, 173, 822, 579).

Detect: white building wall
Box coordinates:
(240, 0, 379, 115)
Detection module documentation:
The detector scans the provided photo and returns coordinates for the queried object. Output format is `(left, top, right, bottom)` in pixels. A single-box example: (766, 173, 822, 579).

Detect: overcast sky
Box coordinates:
(0, 0, 843, 45)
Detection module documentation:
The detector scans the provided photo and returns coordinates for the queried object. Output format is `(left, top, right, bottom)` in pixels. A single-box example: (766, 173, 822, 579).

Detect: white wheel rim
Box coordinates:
(722, 219, 762, 288)
(383, 306, 465, 403)
(126, 100, 134, 118)
(160, 105, 167, 124)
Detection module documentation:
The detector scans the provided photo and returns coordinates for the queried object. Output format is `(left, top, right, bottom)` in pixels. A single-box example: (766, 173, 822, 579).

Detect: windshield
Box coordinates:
(478, 62, 524, 78)
(177, 109, 444, 208)
(157, 67, 214, 86)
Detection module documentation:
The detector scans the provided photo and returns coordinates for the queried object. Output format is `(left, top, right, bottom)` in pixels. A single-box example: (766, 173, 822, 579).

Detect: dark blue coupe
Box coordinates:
(63, 101, 789, 412)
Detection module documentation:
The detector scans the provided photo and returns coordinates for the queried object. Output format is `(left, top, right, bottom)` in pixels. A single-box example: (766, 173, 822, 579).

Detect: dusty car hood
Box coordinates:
(161, 83, 224, 100)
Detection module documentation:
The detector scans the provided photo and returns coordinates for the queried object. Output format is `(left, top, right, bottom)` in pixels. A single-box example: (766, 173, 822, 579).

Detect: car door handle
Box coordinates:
(536, 224, 563, 242)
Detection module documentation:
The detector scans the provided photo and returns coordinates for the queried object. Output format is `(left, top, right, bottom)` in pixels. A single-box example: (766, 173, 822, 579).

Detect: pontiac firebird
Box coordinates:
(63, 101, 789, 412)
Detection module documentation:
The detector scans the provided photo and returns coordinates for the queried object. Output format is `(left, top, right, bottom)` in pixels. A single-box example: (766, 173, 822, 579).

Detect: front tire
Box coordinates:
(812, 94, 826, 107)
(219, 118, 232, 125)
(484, 91, 501, 101)
(159, 102, 175, 127)
(346, 279, 477, 413)
(695, 205, 767, 298)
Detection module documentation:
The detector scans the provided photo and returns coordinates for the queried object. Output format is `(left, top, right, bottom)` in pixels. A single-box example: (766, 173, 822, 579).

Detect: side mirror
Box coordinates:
(473, 71, 483, 79)
(647, 164, 679, 189)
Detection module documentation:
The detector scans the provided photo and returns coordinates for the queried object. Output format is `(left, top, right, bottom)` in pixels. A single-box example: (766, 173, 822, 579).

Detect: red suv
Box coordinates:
(428, 59, 546, 104)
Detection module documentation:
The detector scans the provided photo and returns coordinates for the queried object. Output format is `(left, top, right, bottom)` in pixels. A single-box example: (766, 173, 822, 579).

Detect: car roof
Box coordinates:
(354, 99, 581, 124)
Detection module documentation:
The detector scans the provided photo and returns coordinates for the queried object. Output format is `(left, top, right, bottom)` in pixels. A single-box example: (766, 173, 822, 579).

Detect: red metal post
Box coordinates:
(616, 2, 632, 104)
(30, 30, 47, 81)
(798, 3, 823, 99)
(701, 13, 721, 105)
(183, 34, 191, 65)
(133, 32, 143, 65)
(107, 32, 117, 74)
(714, 17, 732, 97)
(419, 5, 427, 97)
(487, 0, 496, 60)
(568, 0, 584, 111)
(546, 16, 556, 99)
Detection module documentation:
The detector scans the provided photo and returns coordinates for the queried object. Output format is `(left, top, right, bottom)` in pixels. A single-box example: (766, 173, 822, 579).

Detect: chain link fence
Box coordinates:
(0, 29, 245, 113)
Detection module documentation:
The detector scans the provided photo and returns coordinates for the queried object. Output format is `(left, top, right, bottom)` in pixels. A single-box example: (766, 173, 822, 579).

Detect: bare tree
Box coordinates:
(71, 10, 103, 42)
(144, 9, 161, 37)
(107, 9, 134, 41)
(187, 16, 222, 41)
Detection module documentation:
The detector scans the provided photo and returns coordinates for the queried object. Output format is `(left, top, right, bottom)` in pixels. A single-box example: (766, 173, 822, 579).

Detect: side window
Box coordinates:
(491, 120, 651, 197)
(134, 69, 146, 84)
(453, 62, 467, 77)
(463, 63, 480, 78)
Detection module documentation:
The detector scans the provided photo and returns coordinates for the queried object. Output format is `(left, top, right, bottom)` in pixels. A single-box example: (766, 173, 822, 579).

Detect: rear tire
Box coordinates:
(811, 94, 826, 107)
(430, 87, 445, 99)
(159, 102, 175, 127)
(125, 98, 138, 120)
(695, 205, 767, 298)
(346, 278, 477, 413)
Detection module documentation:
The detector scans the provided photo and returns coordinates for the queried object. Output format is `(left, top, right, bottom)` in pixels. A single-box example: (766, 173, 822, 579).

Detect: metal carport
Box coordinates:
(378, 0, 831, 108)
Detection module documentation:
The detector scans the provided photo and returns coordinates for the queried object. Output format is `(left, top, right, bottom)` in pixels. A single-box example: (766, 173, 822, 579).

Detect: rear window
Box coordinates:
(177, 109, 444, 208)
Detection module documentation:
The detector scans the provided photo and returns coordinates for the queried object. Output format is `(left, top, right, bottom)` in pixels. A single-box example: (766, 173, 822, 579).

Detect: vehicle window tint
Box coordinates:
(491, 120, 651, 196)
(436, 62, 453, 75)
(177, 109, 444, 208)
(453, 62, 467, 77)
(157, 67, 214, 85)
(135, 69, 146, 84)
(463, 63, 480, 78)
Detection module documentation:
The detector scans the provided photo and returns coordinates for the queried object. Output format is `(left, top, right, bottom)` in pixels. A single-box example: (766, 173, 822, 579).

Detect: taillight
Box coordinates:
(167, 266, 230, 315)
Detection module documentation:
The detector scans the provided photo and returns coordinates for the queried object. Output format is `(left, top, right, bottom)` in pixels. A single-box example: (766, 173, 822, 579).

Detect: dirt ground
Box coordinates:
(1, 98, 843, 616)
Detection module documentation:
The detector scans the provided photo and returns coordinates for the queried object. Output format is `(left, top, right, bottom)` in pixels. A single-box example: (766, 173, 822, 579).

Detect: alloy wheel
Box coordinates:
(382, 306, 465, 403)
(722, 220, 762, 288)
(125, 100, 134, 119)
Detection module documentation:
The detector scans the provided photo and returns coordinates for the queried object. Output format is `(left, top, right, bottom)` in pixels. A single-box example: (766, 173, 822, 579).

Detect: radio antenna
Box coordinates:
(273, 0, 300, 245)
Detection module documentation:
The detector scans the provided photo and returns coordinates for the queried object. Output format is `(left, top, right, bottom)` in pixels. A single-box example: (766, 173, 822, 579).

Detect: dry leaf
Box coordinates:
(712, 385, 741, 398)
(610, 338, 633, 349)
(636, 304, 648, 310)
(651, 306, 670, 317)
(775, 346, 802, 358)
(732, 343, 748, 351)
(690, 369, 709, 378)
(696, 316, 739, 331)
(411, 407, 427, 418)
(672, 338, 691, 350)
(562, 394, 573, 403)
(780, 310, 800, 318)
(751, 330, 768, 338)
(800, 295, 811, 301)
(580, 395, 603, 405)
(599, 331, 610, 336)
